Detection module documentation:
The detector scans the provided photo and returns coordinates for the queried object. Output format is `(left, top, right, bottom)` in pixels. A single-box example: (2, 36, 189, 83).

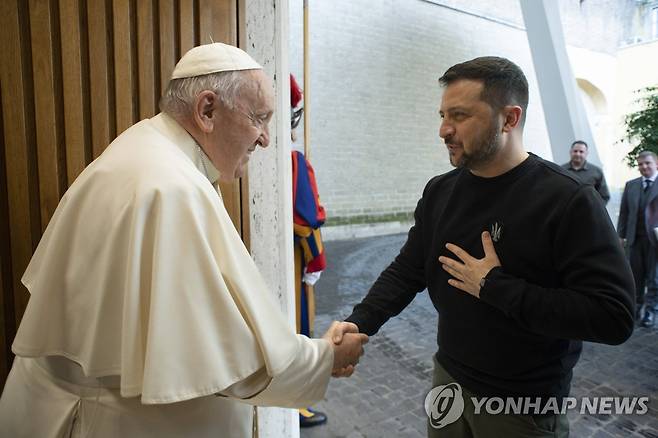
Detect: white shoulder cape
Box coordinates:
(12, 113, 300, 404)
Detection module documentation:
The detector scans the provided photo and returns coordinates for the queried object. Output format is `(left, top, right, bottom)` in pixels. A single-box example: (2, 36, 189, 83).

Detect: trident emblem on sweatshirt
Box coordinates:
(489, 222, 503, 242)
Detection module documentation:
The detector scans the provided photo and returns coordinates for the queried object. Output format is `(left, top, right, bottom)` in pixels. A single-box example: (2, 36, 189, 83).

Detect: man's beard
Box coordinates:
(452, 120, 501, 170)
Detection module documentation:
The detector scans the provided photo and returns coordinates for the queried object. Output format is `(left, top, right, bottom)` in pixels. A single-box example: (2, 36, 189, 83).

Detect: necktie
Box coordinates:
(645, 179, 653, 192)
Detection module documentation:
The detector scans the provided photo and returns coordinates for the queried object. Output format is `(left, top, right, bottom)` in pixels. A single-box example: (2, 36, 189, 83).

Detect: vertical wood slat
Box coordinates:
(198, 0, 213, 45)
(159, 0, 176, 93)
(219, 183, 241, 232)
(29, 0, 64, 231)
(0, 91, 5, 380)
(0, 0, 38, 342)
(113, 0, 136, 135)
(0, 261, 8, 381)
(60, 0, 88, 184)
(88, 0, 113, 158)
(179, 1, 195, 54)
(0, 85, 15, 382)
(137, 0, 157, 119)
(220, 0, 237, 44)
(199, 0, 235, 45)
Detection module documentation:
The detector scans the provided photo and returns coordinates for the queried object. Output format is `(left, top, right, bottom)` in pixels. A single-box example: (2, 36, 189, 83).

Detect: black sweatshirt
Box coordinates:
(347, 153, 634, 400)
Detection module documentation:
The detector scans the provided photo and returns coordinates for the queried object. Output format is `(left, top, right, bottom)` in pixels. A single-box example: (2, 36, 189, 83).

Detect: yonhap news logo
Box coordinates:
(424, 383, 465, 429)
(467, 396, 650, 416)
(425, 384, 650, 429)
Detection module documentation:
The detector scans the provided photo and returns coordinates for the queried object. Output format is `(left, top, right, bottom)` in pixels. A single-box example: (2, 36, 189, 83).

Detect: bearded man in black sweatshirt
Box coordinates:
(346, 57, 634, 438)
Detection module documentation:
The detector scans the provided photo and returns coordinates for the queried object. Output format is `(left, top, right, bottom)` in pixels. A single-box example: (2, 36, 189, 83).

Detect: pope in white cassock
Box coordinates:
(0, 43, 367, 437)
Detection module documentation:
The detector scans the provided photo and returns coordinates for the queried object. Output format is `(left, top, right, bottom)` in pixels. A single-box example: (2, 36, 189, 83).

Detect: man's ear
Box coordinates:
(193, 90, 218, 133)
(502, 105, 523, 132)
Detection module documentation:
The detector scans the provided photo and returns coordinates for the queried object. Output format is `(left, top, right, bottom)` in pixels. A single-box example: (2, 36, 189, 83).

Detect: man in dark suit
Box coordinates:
(618, 150, 658, 327)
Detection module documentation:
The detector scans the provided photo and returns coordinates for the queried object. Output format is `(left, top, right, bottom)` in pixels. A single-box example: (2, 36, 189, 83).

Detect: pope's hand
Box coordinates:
(322, 321, 368, 377)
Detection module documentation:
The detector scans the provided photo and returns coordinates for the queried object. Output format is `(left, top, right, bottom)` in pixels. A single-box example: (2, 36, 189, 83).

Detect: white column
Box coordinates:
(244, 0, 298, 437)
(520, 0, 600, 165)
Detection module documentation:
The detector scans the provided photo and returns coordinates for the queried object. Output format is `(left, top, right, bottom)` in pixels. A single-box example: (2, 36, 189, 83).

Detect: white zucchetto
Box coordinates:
(171, 42, 262, 79)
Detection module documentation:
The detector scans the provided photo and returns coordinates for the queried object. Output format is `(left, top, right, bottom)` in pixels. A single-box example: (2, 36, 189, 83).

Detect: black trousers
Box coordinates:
(629, 237, 658, 310)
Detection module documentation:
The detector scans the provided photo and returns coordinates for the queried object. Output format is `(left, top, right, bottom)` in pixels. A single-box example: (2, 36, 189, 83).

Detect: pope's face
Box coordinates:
(438, 79, 501, 170)
(206, 70, 274, 181)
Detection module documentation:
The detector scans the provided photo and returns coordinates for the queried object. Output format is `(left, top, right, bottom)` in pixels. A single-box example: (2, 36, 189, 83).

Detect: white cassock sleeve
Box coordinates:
(219, 336, 333, 408)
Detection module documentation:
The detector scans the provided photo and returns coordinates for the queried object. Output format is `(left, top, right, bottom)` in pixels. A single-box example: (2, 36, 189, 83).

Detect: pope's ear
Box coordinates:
(193, 90, 218, 133)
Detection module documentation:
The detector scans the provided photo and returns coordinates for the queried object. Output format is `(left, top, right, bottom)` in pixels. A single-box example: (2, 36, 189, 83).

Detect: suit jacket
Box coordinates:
(618, 176, 658, 247)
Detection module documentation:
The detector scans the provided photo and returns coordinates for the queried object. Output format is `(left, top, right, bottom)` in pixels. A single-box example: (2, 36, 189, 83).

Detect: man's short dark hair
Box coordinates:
(571, 140, 588, 149)
(638, 150, 658, 161)
(438, 56, 529, 126)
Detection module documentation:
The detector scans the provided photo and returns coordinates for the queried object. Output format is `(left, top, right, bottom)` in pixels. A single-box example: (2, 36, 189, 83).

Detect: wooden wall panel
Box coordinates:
(88, 0, 114, 158)
(159, 0, 177, 94)
(0, 0, 40, 377)
(29, 0, 66, 231)
(1, 0, 39, 328)
(199, 0, 236, 44)
(179, 1, 197, 54)
(0, 261, 8, 380)
(0, 85, 13, 382)
(113, 0, 137, 135)
(60, 0, 91, 184)
(137, 0, 157, 119)
(0, 0, 242, 388)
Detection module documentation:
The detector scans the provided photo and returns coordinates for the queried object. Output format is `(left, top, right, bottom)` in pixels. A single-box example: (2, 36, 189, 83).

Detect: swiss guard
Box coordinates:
(291, 74, 329, 428)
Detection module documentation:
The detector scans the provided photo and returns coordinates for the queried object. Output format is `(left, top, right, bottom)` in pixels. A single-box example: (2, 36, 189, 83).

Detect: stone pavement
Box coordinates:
(301, 233, 658, 438)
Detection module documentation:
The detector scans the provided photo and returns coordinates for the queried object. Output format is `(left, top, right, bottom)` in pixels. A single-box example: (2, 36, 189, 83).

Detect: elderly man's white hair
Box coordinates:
(159, 71, 252, 118)
(159, 42, 263, 119)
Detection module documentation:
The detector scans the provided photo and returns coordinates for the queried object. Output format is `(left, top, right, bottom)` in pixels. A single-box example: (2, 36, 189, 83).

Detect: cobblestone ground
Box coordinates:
(301, 234, 658, 438)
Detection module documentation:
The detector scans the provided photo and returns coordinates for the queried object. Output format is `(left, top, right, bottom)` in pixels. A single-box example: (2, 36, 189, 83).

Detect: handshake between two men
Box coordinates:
(322, 321, 369, 378)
